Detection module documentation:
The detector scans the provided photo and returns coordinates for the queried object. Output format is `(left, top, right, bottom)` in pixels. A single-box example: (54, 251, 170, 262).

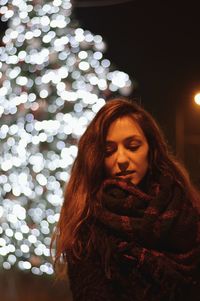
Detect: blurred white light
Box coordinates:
(19, 261, 31, 270)
(8, 254, 16, 264)
(15, 232, 23, 241)
(5, 228, 13, 237)
(78, 51, 88, 59)
(98, 79, 107, 90)
(5, 9, 14, 19)
(0, 247, 8, 256)
(34, 248, 42, 256)
(3, 183, 12, 192)
(28, 235, 37, 244)
(13, 204, 26, 220)
(21, 225, 29, 234)
(3, 262, 11, 270)
(79, 61, 90, 71)
(93, 51, 102, 60)
(0, 238, 6, 247)
(53, 0, 62, 6)
(25, 31, 34, 40)
(36, 174, 47, 186)
(21, 244, 29, 253)
(0, 0, 132, 276)
(0, 87, 8, 96)
(194, 93, 200, 106)
(40, 16, 50, 26)
(93, 35, 102, 43)
(9, 66, 21, 78)
(7, 213, 17, 223)
(16, 76, 28, 86)
(0, 206, 4, 218)
(40, 89, 48, 98)
(32, 267, 42, 275)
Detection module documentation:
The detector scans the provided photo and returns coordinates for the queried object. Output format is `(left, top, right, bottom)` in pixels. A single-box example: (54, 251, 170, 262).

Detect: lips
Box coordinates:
(115, 170, 136, 177)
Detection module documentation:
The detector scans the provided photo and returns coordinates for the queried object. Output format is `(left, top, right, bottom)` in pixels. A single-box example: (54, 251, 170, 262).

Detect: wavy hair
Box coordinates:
(51, 97, 200, 278)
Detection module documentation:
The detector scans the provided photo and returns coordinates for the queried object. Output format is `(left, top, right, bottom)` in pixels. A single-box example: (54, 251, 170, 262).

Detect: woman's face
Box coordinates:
(104, 116, 149, 185)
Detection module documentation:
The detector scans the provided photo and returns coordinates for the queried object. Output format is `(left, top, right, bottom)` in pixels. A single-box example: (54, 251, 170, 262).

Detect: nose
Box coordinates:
(118, 161, 129, 172)
(116, 147, 129, 171)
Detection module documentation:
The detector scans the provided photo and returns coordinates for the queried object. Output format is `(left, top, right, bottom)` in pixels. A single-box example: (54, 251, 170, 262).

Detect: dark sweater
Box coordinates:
(67, 230, 200, 301)
(66, 178, 200, 301)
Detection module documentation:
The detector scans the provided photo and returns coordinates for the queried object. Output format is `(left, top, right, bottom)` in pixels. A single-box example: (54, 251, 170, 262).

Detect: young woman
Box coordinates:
(52, 98, 200, 301)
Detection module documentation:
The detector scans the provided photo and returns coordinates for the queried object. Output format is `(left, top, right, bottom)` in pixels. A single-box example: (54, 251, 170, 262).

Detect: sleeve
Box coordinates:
(66, 250, 114, 301)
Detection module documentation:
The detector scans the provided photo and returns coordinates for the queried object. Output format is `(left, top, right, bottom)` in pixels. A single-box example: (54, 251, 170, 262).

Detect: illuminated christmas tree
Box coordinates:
(0, 0, 132, 275)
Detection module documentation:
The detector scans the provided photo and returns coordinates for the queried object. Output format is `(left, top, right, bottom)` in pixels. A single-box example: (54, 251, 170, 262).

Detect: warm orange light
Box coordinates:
(194, 93, 200, 106)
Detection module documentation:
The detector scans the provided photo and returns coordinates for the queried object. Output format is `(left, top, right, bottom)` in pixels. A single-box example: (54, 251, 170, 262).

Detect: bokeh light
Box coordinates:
(194, 93, 200, 106)
(0, 0, 132, 275)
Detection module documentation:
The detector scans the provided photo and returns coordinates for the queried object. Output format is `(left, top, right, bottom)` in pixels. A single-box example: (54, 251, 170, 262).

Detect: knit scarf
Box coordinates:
(93, 176, 200, 300)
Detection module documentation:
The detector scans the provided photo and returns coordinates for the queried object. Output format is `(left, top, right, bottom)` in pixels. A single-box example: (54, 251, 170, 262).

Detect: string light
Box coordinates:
(0, 0, 132, 275)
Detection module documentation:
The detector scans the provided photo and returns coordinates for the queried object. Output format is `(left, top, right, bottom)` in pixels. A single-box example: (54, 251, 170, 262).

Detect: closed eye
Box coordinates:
(128, 145, 140, 151)
(105, 147, 115, 157)
(105, 143, 117, 157)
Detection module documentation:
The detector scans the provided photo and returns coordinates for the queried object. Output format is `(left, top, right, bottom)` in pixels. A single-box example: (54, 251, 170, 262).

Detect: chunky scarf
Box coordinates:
(93, 176, 200, 301)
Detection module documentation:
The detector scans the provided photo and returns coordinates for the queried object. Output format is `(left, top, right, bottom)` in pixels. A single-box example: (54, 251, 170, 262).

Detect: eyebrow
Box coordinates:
(106, 135, 142, 143)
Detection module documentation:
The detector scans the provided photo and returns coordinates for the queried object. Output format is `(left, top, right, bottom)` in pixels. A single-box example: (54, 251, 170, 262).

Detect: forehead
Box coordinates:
(106, 116, 146, 141)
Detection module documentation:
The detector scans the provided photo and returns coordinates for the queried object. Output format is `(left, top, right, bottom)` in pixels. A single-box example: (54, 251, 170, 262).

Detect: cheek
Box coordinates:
(138, 149, 149, 170)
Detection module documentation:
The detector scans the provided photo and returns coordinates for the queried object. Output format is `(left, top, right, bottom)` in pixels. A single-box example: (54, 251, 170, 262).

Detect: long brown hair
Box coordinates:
(51, 97, 200, 277)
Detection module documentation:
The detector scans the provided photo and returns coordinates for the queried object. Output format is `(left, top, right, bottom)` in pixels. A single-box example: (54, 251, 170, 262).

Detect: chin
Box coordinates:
(130, 180, 139, 185)
(128, 176, 139, 185)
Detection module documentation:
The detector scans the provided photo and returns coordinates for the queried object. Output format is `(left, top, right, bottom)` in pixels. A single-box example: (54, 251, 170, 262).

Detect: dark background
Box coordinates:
(73, 0, 200, 136)
(72, 0, 200, 184)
